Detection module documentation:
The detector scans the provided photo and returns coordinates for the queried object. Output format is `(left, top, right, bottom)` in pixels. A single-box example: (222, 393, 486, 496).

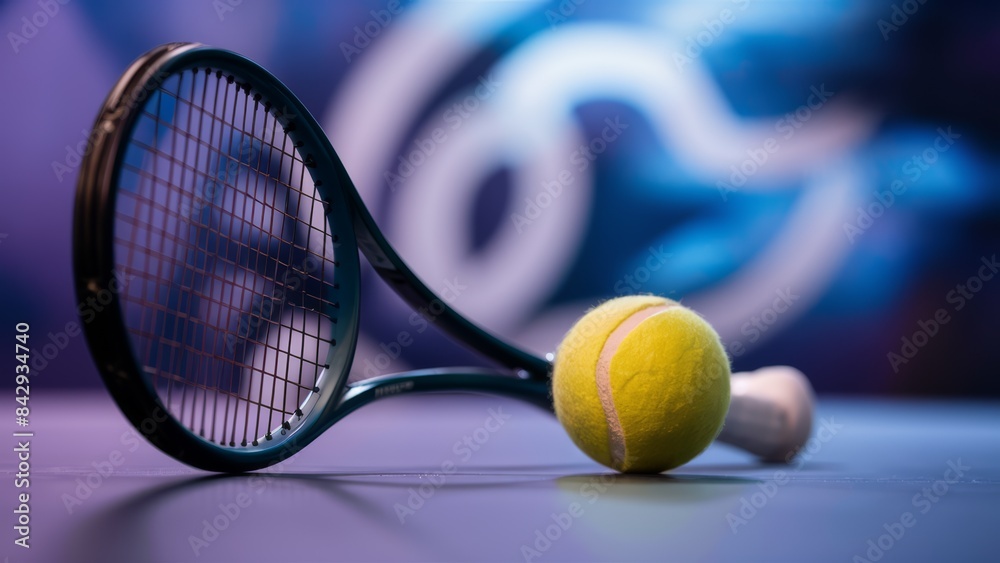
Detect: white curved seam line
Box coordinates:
(595, 304, 675, 469)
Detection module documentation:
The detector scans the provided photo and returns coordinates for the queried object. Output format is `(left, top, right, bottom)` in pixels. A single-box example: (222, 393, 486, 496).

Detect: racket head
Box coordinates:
(74, 43, 361, 471)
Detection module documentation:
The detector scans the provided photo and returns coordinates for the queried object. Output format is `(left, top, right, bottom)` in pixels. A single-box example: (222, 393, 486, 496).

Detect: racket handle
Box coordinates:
(716, 366, 815, 462)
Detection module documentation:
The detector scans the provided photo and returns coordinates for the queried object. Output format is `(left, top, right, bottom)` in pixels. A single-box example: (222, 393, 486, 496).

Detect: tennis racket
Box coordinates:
(74, 43, 813, 472)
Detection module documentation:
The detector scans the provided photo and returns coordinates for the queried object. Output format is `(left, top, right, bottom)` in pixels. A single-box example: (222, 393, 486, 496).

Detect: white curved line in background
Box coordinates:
(323, 5, 875, 352)
(490, 24, 878, 186)
(390, 105, 593, 329)
(324, 1, 543, 201)
(513, 164, 863, 356)
(688, 162, 863, 341)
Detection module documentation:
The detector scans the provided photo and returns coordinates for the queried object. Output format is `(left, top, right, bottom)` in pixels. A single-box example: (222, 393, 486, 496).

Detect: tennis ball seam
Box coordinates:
(594, 303, 678, 470)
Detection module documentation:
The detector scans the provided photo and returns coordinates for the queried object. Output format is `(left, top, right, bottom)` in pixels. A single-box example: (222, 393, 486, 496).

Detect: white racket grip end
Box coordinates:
(716, 366, 815, 462)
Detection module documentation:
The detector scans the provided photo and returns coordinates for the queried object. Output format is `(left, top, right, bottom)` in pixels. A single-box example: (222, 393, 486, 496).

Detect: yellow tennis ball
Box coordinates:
(553, 295, 731, 473)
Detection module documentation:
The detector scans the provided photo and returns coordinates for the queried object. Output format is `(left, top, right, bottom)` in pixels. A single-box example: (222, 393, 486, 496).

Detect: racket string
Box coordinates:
(114, 67, 340, 447)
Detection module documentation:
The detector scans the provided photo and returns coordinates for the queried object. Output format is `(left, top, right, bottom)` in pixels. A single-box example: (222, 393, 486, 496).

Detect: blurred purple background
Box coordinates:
(1, 0, 998, 395)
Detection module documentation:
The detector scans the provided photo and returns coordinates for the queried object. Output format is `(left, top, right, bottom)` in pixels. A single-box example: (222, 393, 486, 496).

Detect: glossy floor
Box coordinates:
(1, 392, 996, 562)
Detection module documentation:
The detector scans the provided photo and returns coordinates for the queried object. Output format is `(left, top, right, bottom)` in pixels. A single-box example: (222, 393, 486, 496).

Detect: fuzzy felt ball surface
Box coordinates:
(552, 296, 731, 473)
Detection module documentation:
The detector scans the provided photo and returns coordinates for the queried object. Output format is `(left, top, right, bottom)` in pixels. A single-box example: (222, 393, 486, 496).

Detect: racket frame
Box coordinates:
(75, 43, 551, 472)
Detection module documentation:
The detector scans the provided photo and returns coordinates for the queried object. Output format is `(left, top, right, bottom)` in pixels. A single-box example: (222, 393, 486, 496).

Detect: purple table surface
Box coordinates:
(1, 391, 997, 563)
